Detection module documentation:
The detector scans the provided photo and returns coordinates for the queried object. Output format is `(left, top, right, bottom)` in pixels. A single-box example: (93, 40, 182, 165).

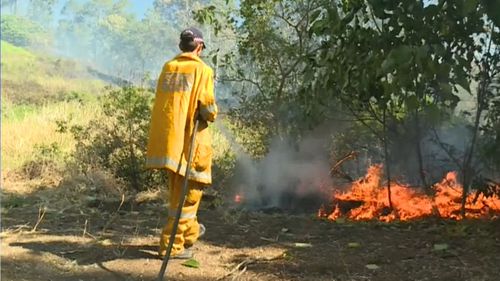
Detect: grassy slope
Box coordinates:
(1, 41, 104, 171)
(1, 40, 104, 105)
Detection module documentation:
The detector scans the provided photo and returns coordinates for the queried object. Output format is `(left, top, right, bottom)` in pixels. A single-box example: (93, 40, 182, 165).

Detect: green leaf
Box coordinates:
(426, 103, 442, 124)
(379, 57, 395, 74)
(99, 239, 113, 246)
(380, 45, 413, 74)
(455, 75, 470, 93)
(482, 0, 500, 27)
(433, 243, 449, 251)
(348, 242, 361, 248)
(182, 258, 200, 268)
(463, 0, 479, 14)
(391, 45, 413, 65)
(309, 18, 327, 36)
(294, 242, 313, 248)
(212, 53, 218, 66)
(335, 217, 346, 224)
(371, 2, 390, 19)
(365, 264, 380, 270)
(439, 83, 453, 98)
(405, 95, 419, 111)
(310, 9, 322, 22)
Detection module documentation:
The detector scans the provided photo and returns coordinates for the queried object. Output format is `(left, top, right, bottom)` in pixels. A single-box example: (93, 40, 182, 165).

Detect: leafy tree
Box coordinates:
(0, 14, 51, 47)
(115, 8, 177, 80)
(199, 0, 500, 213)
(196, 0, 326, 150)
(27, 0, 58, 28)
(306, 0, 499, 211)
(57, 0, 133, 71)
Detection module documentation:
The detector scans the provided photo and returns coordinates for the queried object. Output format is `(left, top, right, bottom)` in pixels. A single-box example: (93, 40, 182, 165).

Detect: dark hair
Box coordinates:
(179, 39, 202, 52)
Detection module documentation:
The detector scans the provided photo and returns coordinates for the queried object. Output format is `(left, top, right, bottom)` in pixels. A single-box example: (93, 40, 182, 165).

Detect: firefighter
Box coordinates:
(146, 27, 217, 259)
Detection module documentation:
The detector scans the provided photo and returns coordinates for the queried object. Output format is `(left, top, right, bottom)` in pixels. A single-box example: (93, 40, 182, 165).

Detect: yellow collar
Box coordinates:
(176, 52, 203, 63)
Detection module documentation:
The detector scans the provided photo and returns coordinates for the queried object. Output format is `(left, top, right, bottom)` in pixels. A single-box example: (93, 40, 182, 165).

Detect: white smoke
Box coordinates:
(230, 134, 332, 211)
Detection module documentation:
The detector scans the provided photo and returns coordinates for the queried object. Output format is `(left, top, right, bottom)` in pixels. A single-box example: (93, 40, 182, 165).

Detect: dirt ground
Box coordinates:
(2, 180, 500, 281)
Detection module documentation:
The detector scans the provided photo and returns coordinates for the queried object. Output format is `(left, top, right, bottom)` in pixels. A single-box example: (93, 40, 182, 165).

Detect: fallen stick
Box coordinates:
(218, 258, 254, 281)
(231, 264, 248, 281)
(7, 223, 31, 233)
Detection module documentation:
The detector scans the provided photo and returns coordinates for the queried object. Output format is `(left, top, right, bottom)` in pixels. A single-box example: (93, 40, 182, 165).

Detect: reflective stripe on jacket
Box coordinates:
(146, 53, 218, 184)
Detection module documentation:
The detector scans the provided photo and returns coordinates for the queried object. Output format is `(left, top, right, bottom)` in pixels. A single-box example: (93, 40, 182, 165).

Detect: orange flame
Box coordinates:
(234, 194, 243, 204)
(319, 165, 500, 221)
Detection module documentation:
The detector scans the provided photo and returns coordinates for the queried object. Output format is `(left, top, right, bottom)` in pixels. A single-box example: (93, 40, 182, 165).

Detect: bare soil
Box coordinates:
(2, 182, 500, 281)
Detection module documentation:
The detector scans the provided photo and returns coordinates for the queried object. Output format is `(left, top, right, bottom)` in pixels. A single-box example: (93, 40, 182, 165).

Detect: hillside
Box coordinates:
(1, 41, 106, 171)
(1, 40, 105, 105)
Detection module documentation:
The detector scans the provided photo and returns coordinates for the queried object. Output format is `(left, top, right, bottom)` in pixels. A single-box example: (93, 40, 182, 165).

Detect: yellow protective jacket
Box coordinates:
(146, 53, 218, 184)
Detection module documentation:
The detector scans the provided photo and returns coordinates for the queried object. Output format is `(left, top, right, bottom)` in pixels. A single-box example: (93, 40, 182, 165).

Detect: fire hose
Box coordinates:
(157, 117, 200, 281)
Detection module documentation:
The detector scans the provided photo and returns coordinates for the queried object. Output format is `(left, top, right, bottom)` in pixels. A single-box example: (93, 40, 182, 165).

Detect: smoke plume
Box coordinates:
(229, 133, 333, 212)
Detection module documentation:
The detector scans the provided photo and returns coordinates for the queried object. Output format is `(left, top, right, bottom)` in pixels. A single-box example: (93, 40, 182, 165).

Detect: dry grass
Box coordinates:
(34, 76, 103, 96)
(1, 101, 102, 172)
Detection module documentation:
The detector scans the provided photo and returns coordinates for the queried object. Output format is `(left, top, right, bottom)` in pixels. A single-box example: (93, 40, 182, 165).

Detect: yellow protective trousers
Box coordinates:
(159, 171, 203, 256)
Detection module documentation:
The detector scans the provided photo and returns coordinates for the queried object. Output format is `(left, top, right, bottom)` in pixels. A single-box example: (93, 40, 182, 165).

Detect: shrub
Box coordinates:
(22, 142, 62, 180)
(64, 86, 166, 191)
(206, 120, 236, 190)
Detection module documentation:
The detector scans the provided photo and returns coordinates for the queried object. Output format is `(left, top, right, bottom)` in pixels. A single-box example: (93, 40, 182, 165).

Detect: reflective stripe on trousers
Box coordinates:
(159, 171, 203, 256)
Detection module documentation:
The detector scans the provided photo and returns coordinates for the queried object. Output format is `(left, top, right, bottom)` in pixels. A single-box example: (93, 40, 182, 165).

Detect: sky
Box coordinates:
(0, 0, 156, 20)
(128, 0, 155, 19)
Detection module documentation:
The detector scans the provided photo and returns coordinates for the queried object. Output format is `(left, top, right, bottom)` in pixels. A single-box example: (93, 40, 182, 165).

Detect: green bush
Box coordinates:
(211, 146, 236, 192)
(64, 86, 166, 191)
(0, 15, 51, 47)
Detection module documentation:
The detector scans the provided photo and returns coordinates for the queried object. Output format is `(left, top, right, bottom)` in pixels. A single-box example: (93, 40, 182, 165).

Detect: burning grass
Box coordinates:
(319, 165, 500, 221)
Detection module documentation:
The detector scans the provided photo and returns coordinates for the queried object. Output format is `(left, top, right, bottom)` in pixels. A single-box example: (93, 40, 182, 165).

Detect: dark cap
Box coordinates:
(180, 27, 206, 49)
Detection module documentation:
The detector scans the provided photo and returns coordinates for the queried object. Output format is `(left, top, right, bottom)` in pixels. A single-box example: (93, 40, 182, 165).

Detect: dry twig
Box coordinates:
(330, 151, 358, 181)
(218, 258, 255, 281)
(218, 254, 284, 281)
(5, 223, 31, 234)
(101, 194, 125, 233)
(82, 219, 88, 237)
(31, 205, 47, 232)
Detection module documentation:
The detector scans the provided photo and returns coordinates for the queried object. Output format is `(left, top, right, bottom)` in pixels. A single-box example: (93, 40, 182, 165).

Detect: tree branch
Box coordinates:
(431, 127, 463, 170)
(221, 77, 266, 96)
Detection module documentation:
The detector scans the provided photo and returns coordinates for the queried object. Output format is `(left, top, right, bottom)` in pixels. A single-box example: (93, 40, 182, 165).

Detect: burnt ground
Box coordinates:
(1, 184, 500, 281)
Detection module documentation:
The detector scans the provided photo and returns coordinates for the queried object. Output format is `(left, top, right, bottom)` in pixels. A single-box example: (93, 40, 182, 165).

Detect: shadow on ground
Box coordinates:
(2, 184, 500, 281)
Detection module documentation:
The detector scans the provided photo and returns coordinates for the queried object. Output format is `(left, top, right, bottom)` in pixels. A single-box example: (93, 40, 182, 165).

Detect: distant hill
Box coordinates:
(0, 40, 129, 105)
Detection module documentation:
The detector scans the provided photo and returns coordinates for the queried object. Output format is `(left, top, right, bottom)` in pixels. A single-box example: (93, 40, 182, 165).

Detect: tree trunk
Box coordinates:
(461, 81, 485, 217)
(414, 109, 428, 189)
(382, 107, 393, 209)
